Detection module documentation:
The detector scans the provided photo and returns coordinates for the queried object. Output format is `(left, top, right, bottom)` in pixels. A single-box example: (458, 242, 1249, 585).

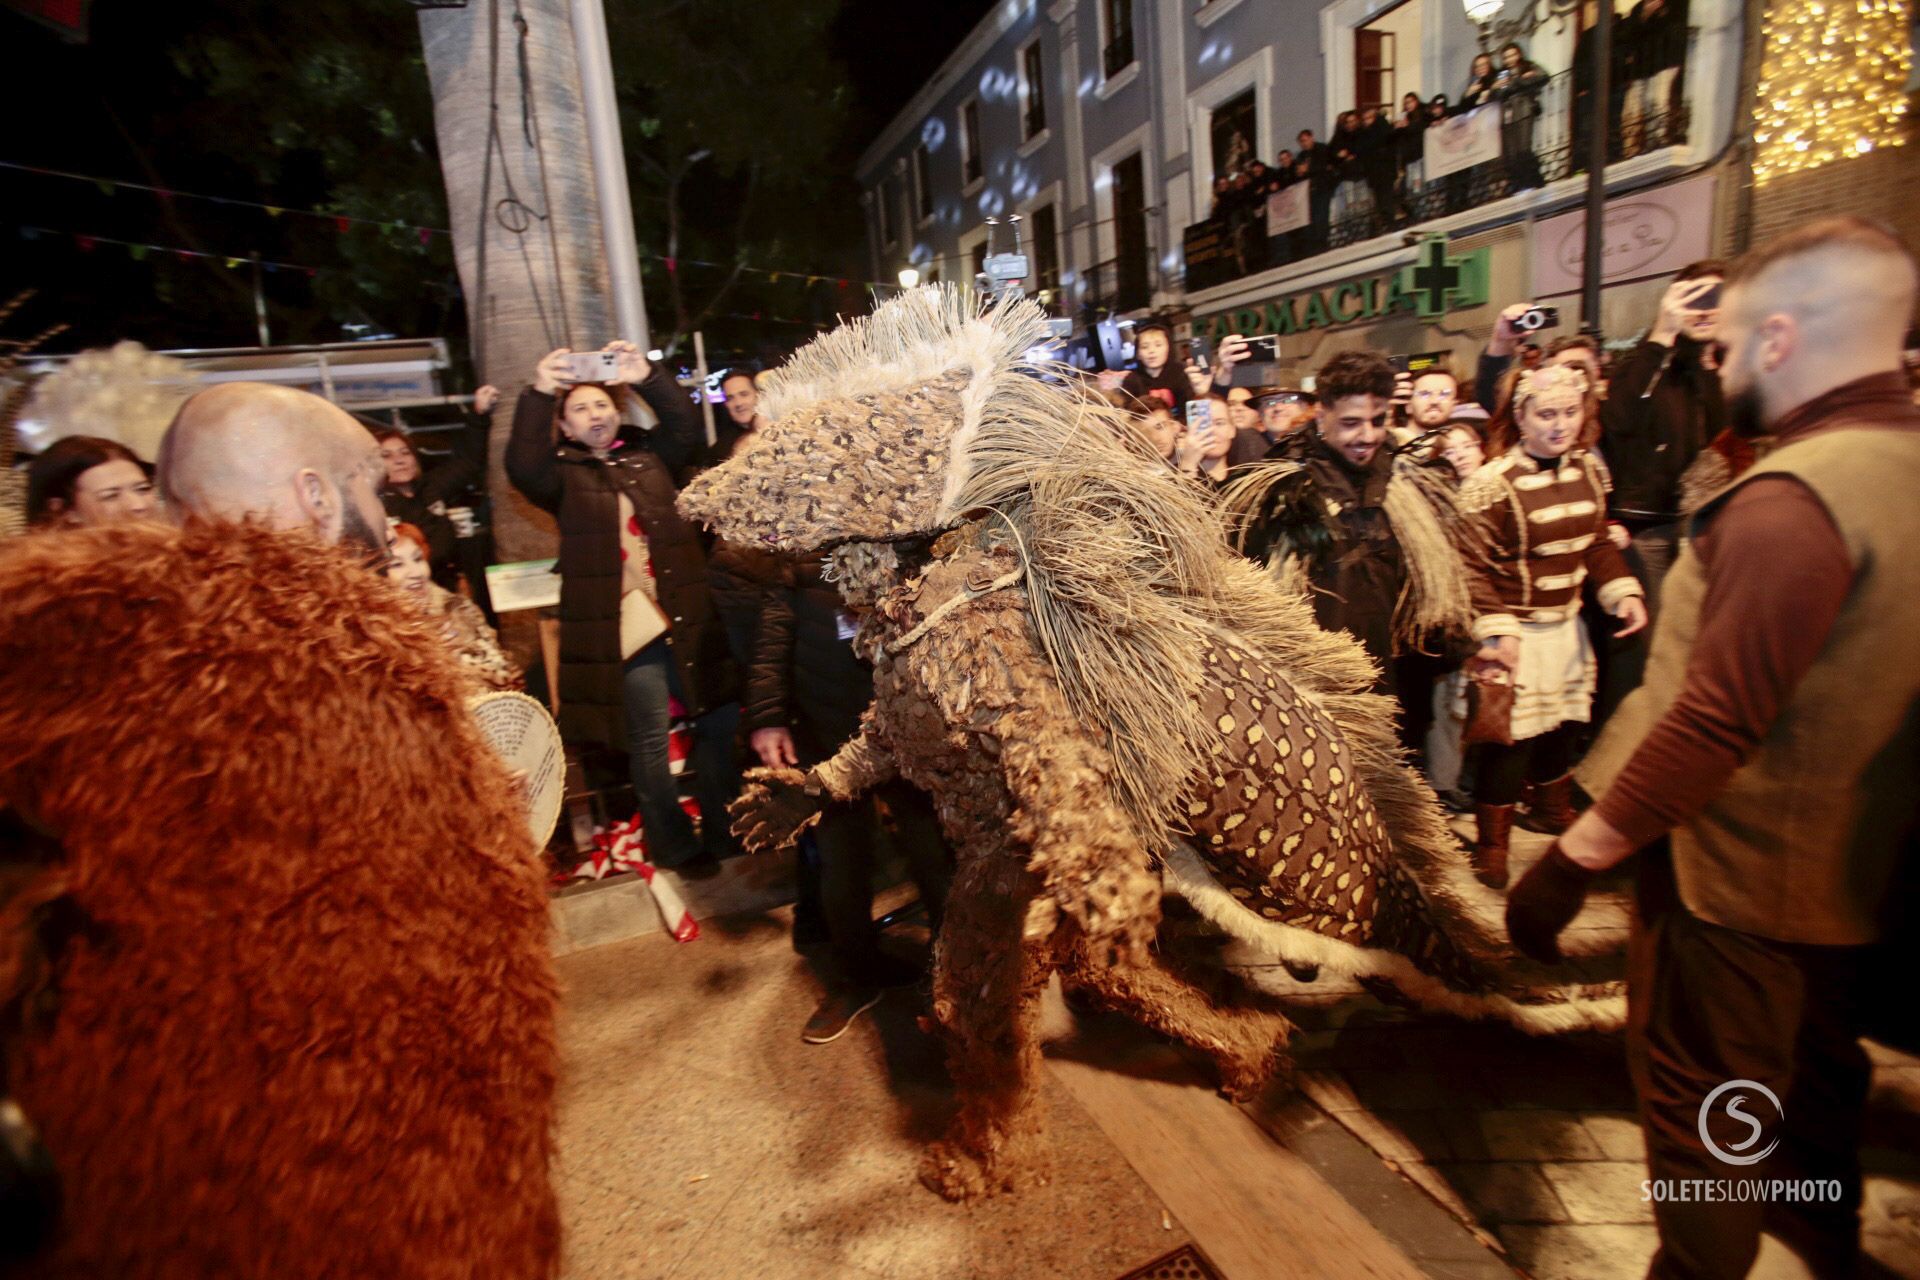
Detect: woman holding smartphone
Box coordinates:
(506, 341, 741, 873)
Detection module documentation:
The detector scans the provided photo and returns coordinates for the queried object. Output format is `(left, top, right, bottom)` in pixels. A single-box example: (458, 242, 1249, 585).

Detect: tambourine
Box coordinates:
(467, 691, 567, 847)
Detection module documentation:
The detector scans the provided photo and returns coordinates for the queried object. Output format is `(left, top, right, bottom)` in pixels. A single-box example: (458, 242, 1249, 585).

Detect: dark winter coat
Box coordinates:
(743, 555, 874, 763)
(381, 454, 480, 572)
(505, 371, 738, 750)
(1599, 336, 1725, 523)
(1244, 430, 1405, 677)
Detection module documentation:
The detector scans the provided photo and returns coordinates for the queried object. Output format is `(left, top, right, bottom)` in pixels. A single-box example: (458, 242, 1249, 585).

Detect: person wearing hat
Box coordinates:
(1228, 384, 1317, 466)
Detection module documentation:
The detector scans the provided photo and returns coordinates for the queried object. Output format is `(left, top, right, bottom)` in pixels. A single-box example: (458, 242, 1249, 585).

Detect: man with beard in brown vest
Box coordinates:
(1505, 217, 1920, 1278)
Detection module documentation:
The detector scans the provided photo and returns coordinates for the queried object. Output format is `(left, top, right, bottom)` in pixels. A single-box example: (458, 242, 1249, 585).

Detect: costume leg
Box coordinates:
(622, 643, 700, 866)
(1061, 938, 1295, 1101)
(921, 845, 1058, 1201)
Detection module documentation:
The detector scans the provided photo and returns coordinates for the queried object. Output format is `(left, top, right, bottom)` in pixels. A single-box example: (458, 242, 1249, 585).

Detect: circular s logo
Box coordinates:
(1698, 1080, 1783, 1166)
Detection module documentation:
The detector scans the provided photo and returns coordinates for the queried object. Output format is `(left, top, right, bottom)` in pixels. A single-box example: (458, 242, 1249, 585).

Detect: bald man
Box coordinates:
(1506, 217, 1920, 1279)
(157, 381, 390, 557)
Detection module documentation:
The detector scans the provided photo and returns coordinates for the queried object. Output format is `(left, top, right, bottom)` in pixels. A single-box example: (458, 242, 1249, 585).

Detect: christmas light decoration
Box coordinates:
(1752, 0, 1913, 184)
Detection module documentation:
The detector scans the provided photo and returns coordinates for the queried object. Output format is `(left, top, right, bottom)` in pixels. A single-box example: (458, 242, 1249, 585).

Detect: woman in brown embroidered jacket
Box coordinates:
(1457, 366, 1648, 887)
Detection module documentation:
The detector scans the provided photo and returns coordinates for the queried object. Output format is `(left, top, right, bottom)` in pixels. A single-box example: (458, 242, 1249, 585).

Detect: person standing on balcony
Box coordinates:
(1395, 92, 1430, 220)
(1623, 0, 1688, 155)
(1293, 129, 1336, 252)
(1357, 104, 1399, 232)
(1328, 110, 1365, 231)
(1494, 42, 1550, 193)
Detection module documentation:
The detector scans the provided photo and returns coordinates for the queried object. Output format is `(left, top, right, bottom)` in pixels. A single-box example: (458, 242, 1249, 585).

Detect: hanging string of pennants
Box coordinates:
(1, 158, 879, 291)
(15, 226, 324, 276)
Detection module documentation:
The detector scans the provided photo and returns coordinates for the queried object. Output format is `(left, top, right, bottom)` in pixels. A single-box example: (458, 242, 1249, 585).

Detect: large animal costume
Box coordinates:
(0, 522, 560, 1278)
(679, 289, 1623, 1202)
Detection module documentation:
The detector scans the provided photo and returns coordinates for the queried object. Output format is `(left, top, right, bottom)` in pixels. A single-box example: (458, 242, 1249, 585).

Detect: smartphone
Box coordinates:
(1244, 334, 1282, 361)
(1689, 281, 1722, 311)
(1188, 334, 1213, 370)
(565, 351, 622, 383)
(1184, 399, 1214, 440)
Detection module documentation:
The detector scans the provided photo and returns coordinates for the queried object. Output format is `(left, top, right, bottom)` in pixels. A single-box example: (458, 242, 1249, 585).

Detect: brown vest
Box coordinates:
(1581, 426, 1920, 945)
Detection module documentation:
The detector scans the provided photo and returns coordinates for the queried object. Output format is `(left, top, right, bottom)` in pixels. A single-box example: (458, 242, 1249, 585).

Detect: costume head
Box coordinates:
(679, 286, 1133, 555)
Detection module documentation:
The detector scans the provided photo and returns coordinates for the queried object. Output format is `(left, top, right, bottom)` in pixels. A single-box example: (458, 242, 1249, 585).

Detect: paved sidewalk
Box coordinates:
(1261, 825, 1920, 1279)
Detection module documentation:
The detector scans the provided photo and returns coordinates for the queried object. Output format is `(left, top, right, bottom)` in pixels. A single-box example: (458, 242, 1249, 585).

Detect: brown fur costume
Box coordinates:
(0, 522, 559, 1278)
(680, 289, 1621, 1202)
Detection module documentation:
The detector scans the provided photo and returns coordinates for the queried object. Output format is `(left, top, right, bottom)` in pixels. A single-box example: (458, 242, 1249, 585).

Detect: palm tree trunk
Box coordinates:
(418, 0, 617, 563)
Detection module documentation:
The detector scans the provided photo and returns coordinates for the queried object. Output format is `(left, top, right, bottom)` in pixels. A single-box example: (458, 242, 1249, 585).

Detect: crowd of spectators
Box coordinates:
(8, 213, 1919, 1280)
(1206, 0, 1691, 267)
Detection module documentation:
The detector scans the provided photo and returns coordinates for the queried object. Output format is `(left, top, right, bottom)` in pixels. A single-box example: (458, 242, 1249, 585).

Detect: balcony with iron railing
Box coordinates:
(1182, 54, 1696, 296)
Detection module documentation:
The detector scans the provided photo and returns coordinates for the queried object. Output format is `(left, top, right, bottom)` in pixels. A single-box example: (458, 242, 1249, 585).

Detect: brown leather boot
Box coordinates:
(1472, 804, 1515, 889)
(1523, 773, 1579, 835)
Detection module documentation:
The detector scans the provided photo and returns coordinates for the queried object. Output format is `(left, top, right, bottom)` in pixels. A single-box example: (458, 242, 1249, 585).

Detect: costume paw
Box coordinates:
(918, 1135, 1050, 1202)
(727, 767, 826, 855)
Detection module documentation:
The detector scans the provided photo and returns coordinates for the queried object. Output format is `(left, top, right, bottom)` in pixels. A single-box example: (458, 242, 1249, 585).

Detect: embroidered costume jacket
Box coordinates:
(1457, 446, 1643, 641)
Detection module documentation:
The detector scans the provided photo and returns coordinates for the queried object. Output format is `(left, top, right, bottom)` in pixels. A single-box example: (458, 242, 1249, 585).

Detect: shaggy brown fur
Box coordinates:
(0, 522, 560, 1278)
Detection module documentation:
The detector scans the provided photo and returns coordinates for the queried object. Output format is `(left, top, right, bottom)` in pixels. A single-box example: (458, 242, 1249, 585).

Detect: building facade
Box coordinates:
(857, 0, 1759, 382)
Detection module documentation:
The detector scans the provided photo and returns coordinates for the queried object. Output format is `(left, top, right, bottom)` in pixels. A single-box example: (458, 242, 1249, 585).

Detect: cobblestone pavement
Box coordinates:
(1252, 823, 1920, 1280)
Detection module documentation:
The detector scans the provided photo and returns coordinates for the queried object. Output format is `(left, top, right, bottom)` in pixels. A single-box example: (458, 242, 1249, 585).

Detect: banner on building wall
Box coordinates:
(1264, 184, 1311, 236)
(1530, 171, 1718, 297)
(1423, 106, 1502, 181)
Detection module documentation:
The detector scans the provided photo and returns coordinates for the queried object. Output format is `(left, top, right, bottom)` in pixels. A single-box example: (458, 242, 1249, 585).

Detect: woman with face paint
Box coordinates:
(1454, 366, 1648, 888)
(506, 342, 743, 874)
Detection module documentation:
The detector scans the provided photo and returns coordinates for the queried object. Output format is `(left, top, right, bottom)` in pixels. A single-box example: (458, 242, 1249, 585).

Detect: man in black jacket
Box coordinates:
(1241, 351, 1407, 677)
(1595, 260, 1725, 722)
(1294, 129, 1335, 253)
(744, 554, 952, 1043)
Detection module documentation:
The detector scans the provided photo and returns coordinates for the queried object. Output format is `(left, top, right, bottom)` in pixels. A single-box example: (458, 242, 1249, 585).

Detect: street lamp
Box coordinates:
(898, 266, 921, 290)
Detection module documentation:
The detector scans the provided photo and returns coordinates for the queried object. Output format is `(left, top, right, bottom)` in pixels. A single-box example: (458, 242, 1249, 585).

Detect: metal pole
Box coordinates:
(249, 251, 271, 347)
(1580, 0, 1613, 337)
(569, 0, 650, 350)
(692, 329, 716, 449)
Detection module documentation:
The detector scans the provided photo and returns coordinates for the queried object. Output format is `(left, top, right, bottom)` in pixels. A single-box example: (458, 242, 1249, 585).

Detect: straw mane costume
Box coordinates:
(0, 522, 559, 1278)
(679, 288, 1624, 1202)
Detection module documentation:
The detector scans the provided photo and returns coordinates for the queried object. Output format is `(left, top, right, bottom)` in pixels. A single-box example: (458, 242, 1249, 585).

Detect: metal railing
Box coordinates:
(1181, 53, 1695, 291)
(1325, 69, 1692, 249)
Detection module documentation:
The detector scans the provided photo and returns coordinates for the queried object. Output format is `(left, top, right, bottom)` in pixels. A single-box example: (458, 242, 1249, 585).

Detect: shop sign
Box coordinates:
(1532, 171, 1716, 297)
(1194, 237, 1489, 342)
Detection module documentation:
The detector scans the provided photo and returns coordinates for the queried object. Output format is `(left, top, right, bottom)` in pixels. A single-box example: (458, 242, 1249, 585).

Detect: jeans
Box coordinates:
(622, 640, 743, 867)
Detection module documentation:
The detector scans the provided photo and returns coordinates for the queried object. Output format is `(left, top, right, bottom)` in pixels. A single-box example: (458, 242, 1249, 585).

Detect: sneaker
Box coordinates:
(802, 987, 883, 1045)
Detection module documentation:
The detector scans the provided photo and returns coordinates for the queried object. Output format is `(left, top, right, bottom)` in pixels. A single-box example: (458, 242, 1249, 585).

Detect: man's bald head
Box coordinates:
(157, 382, 389, 554)
(1719, 217, 1919, 431)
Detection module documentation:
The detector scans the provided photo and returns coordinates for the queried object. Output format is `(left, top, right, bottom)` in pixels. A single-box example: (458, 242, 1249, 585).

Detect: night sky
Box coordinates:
(0, 0, 998, 356)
